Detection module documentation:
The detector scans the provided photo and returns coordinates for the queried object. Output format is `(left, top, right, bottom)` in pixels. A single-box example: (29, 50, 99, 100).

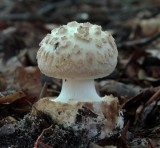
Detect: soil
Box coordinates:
(0, 0, 160, 147)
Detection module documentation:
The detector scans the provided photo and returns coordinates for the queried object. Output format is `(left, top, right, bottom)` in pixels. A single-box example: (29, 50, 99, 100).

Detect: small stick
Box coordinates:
(34, 125, 53, 148)
(118, 33, 160, 48)
(39, 81, 47, 99)
(145, 89, 160, 106)
(134, 104, 144, 125)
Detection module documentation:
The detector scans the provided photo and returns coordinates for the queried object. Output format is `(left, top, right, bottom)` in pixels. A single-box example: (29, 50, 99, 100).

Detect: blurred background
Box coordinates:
(0, 0, 160, 104)
(0, 0, 160, 96)
(0, 0, 160, 146)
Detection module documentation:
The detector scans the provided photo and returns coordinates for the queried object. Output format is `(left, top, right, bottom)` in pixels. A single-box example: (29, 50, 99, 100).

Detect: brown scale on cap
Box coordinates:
(42, 51, 49, 62)
(108, 48, 114, 57)
(74, 32, 91, 42)
(45, 34, 52, 44)
(49, 37, 58, 46)
(74, 25, 91, 41)
(61, 36, 67, 40)
(77, 25, 89, 36)
(86, 52, 94, 64)
(60, 41, 71, 48)
(106, 32, 117, 52)
(73, 45, 82, 55)
(76, 59, 83, 68)
(83, 22, 91, 27)
(104, 53, 110, 62)
(49, 40, 55, 46)
(102, 37, 108, 43)
(95, 39, 103, 48)
(48, 53, 54, 65)
(96, 51, 108, 64)
(57, 26, 67, 34)
(94, 26, 102, 35)
(108, 36, 116, 50)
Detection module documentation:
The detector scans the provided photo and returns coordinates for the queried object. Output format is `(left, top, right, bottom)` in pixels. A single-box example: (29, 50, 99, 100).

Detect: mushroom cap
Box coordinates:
(37, 21, 118, 79)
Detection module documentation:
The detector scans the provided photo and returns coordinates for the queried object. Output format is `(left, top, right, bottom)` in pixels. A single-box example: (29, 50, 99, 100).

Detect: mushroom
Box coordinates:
(34, 21, 124, 146)
(37, 21, 118, 103)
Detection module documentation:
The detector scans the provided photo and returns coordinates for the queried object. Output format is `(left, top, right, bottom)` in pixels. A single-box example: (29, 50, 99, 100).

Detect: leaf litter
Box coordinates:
(0, 0, 160, 147)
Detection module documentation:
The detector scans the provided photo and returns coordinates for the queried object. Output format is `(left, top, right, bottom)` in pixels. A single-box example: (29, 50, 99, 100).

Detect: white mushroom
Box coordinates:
(37, 21, 118, 103)
(35, 22, 124, 145)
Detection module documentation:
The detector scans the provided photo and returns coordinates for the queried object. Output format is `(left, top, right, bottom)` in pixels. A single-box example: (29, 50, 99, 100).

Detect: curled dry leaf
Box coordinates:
(11, 95, 37, 113)
(140, 17, 160, 36)
(99, 80, 141, 100)
(0, 116, 17, 127)
(11, 105, 32, 113)
(123, 90, 153, 111)
(0, 90, 26, 104)
(0, 73, 7, 91)
(142, 101, 160, 127)
(12, 66, 42, 97)
(122, 90, 153, 123)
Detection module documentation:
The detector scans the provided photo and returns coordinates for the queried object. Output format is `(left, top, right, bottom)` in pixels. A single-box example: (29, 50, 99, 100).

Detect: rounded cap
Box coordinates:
(37, 21, 118, 79)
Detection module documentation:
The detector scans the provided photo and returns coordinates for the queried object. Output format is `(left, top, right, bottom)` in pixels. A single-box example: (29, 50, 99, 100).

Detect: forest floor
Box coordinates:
(0, 0, 160, 147)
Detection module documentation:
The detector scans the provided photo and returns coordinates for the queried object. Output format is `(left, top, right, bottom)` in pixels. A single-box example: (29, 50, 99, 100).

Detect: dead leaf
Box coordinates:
(0, 73, 7, 91)
(0, 90, 26, 104)
(11, 66, 42, 97)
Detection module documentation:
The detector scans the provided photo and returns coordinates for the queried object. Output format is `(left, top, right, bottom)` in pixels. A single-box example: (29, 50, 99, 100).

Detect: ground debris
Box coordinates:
(0, 0, 160, 147)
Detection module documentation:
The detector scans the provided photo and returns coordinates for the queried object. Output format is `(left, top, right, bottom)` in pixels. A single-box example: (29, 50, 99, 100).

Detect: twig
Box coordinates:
(34, 125, 53, 148)
(146, 138, 154, 148)
(39, 81, 47, 99)
(117, 33, 160, 48)
(145, 89, 160, 106)
(119, 121, 130, 148)
(134, 104, 144, 125)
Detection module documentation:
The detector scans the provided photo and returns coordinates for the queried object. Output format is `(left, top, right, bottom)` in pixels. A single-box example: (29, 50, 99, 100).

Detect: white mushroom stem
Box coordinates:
(54, 79, 101, 102)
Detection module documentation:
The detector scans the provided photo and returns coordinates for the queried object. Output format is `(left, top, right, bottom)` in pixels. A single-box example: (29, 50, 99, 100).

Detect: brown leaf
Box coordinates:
(0, 116, 17, 127)
(125, 63, 141, 79)
(99, 80, 141, 100)
(140, 17, 160, 36)
(12, 66, 42, 97)
(0, 73, 7, 91)
(0, 90, 26, 104)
